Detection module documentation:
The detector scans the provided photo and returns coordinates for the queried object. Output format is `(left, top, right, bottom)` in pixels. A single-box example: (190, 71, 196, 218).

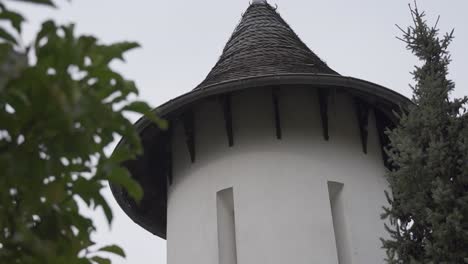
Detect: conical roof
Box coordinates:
(196, 1, 338, 90)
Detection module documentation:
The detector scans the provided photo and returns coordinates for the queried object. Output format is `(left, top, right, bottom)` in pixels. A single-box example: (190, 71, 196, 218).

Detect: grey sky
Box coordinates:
(13, 0, 467, 263)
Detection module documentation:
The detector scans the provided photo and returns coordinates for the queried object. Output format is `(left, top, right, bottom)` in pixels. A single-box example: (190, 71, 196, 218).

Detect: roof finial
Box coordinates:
(252, 0, 267, 4)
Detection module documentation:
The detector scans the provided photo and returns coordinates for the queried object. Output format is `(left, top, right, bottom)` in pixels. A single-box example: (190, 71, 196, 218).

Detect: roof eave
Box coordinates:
(110, 73, 410, 239)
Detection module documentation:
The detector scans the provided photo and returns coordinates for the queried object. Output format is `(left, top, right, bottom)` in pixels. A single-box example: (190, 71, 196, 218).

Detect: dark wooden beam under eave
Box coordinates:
(354, 98, 370, 154)
(165, 123, 173, 186)
(318, 88, 329, 141)
(374, 109, 391, 168)
(220, 94, 234, 147)
(272, 87, 282, 140)
(182, 111, 196, 163)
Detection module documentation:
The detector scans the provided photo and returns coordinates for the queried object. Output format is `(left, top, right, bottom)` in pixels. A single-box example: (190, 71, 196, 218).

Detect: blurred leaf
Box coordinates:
(73, 177, 102, 207)
(122, 101, 168, 129)
(0, 28, 17, 44)
(0, 43, 26, 92)
(94, 194, 113, 225)
(35, 20, 56, 50)
(146, 112, 168, 130)
(0, 9, 25, 33)
(98, 245, 126, 258)
(121, 101, 151, 113)
(107, 167, 143, 202)
(91, 256, 111, 264)
(108, 42, 140, 62)
(12, 0, 56, 7)
(110, 146, 135, 164)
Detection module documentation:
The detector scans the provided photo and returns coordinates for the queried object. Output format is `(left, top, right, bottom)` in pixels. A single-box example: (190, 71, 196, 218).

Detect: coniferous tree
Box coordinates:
(381, 3, 468, 264)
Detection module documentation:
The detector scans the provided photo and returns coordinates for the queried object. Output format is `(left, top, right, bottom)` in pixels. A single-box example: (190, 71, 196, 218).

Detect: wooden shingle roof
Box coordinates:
(196, 2, 338, 90)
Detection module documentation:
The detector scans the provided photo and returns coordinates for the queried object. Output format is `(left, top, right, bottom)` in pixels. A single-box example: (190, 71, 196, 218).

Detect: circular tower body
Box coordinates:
(111, 2, 409, 264)
(169, 86, 390, 264)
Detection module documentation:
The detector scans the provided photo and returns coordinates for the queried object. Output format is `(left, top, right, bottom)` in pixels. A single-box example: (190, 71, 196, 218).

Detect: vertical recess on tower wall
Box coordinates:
(217, 187, 238, 264)
(328, 181, 351, 264)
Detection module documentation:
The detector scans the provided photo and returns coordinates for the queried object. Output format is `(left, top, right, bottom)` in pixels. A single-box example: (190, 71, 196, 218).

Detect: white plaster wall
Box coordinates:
(167, 86, 389, 264)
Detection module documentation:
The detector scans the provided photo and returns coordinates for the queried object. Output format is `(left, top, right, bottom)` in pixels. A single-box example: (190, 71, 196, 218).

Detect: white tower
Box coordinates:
(111, 2, 410, 264)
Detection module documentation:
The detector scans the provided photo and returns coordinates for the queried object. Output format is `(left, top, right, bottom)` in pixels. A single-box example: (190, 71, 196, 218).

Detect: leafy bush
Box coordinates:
(0, 1, 165, 263)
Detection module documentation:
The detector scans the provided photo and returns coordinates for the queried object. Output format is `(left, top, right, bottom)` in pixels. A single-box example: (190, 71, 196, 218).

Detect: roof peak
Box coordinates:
(195, 2, 338, 90)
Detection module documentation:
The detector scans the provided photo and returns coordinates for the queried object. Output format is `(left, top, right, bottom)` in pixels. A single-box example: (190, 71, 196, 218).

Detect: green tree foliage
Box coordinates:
(0, 0, 165, 263)
(381, 4, 468, 264)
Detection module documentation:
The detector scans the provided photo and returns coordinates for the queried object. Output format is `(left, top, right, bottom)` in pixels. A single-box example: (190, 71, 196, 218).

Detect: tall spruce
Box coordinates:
(381, 3, 468, 263)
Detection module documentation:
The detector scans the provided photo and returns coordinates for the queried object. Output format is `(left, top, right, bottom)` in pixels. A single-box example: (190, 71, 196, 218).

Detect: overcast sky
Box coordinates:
(12, 0, 467, 263)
